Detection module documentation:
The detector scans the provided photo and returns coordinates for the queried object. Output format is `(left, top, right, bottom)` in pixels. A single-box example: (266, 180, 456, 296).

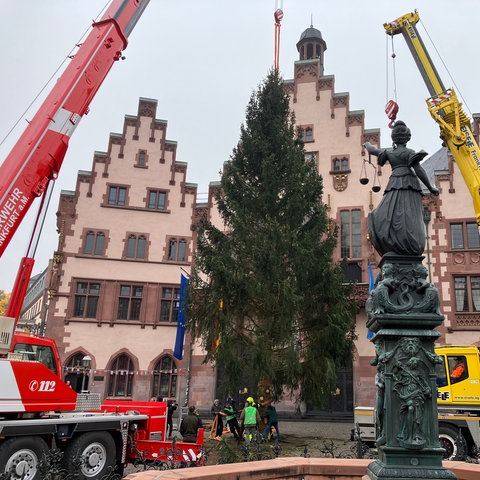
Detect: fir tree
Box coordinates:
(188, 70, 356, 406)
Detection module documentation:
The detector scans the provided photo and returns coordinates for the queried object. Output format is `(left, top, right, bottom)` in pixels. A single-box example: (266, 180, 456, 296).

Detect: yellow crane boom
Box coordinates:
(385, 11, 480, 229)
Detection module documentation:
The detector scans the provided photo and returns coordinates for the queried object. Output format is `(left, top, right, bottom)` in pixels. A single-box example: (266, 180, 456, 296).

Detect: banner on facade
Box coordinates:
(173, 273, 189, 360)
(367, 260, 375, 340)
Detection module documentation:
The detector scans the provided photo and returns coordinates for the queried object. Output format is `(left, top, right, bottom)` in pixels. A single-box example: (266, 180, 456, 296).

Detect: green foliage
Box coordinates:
(187, 70, 357, 406)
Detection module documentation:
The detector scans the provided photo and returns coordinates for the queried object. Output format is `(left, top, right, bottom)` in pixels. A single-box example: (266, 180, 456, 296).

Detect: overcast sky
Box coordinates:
(0, 0, 478, 292)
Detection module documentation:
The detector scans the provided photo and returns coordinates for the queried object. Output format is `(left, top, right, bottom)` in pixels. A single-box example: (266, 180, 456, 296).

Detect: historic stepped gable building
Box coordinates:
(280, 24, 480, 413)
(40, 24, 480, 417)
(281, 25, 379, 415)
(46, 98, 215, 404)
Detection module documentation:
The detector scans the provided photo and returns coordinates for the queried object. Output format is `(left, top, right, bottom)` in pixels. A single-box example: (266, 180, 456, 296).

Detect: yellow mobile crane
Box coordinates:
(354, 12, 480, 462)
(384, 11, 480, 229)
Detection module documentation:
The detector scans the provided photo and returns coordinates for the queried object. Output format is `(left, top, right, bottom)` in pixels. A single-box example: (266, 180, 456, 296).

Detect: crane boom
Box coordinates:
(0, 0, 150, 258)
(384, 11, 480, 229)
(0, 0, 149, 321)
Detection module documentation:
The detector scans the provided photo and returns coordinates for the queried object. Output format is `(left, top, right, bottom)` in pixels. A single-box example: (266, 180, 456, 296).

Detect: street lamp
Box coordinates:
(81, 355, 92, 393)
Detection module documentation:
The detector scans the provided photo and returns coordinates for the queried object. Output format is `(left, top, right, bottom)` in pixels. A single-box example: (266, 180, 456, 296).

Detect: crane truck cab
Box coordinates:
(10, 332, 61, 376)
(0, 316, 77, 416)
(436, 345, 480, 407)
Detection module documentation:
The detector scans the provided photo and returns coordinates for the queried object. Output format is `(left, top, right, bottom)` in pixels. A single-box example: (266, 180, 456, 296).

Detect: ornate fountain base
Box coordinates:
(365, 254, 456, 480)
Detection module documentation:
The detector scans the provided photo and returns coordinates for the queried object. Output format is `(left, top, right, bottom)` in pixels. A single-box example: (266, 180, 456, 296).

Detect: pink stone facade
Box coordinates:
(45, 98, 215, 408)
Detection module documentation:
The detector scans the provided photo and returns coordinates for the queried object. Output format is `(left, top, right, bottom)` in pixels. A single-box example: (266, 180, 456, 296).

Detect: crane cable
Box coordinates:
(385, 34, 399, 128)
(274, 0, 284, 71)
(418, 17, 473, 119)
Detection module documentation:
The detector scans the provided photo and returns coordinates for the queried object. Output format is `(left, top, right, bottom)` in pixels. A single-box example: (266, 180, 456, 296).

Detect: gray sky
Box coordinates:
(0, 0, 478, 291)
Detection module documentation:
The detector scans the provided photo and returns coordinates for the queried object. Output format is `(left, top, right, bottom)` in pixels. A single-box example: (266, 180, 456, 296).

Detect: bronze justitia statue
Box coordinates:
(363, 120, 439, 257)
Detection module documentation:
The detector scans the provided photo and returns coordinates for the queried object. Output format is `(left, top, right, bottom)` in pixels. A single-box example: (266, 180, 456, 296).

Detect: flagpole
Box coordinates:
(184, 333, 193, 407)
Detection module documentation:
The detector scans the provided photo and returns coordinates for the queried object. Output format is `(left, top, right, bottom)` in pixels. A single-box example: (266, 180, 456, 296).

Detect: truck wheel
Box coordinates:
(439, 425, 466, 460)
(62, 431, 116, 479)
(0, 437, 48, 480)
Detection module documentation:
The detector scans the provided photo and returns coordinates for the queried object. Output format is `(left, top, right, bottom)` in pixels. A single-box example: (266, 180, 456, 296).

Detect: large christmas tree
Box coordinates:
(188, 70, 356, 406)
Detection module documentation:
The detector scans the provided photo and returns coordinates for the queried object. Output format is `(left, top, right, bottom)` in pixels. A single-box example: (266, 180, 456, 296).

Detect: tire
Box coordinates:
(439, 424, 466, 460)
(62, 431, 116, 479)
(0, 436, 49, 480)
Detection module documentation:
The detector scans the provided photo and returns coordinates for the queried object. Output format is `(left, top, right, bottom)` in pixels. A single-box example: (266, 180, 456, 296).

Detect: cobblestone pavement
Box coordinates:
(124, 421, 355, 476)
(279, 420, 352, 440)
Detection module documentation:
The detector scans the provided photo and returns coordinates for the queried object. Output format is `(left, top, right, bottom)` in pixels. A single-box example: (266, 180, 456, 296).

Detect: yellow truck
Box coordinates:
(355, 345, 480, 460)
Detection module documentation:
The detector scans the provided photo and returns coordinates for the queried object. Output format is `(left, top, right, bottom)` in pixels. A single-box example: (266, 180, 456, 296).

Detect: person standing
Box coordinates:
(240, 397, 261, 446)
(210, 398, 225, 440)
(224, 400, 241, 439)
(166, 399, 177, 439)
(180, 406, 203, 443)
(261, 404, 281, 442)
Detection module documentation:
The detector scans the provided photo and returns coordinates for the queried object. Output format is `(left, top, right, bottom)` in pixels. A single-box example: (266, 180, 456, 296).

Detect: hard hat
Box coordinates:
(247, 396, 254, 403)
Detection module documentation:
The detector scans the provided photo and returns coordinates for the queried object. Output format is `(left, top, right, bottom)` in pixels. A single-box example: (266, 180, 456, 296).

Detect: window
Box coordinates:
(305, 152, 316, 164)
(447, 356, 468, 384)
(64, 352, 89, 393)
(453, 276, 480, 312)
(435, 358, 448, 388)
(126, 234, 146, 259)
(13, 343, 57, 375)
(117, 285, 143, 320)
(342, 262, 362, 283)
(299, 126, 313, 142)
(152, 356, 177, 399)
(340, 209, 361, 258)
(137, 150, 147, 167)
(107, 186, 127, 206)
(147, 190, 166, 210)
(108, 354, 134, 397)
(83, 231, 105, 255)
(73, 282, 100, 318)
(168, 238, 187, 262)
(160, 287, 180, 323)
(332, 157, 349, 172)
(451, 222, 480, 249)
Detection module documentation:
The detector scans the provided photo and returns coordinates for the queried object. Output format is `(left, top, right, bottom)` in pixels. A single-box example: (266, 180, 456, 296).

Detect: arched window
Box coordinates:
(168, 238, 187, 262)
(126, 234, 146, 259)
(83, 231, 105, 255)
(64, 352, 89, 393)
(152, 356, 177, 399)
(108, 354, 134, 397)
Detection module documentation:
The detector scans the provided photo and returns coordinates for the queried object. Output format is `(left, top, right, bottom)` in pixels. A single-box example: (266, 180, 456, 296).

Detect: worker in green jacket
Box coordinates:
(224, 400, 241, 439)
(240, 397, 261, 446)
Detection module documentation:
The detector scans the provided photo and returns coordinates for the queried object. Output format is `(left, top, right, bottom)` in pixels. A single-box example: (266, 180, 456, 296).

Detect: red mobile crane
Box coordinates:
(0, 2, 204, 478)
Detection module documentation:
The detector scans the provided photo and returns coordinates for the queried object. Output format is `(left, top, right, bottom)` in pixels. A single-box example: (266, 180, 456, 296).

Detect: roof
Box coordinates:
(296, 26, 327, 51)
(420, 146, 449, 187)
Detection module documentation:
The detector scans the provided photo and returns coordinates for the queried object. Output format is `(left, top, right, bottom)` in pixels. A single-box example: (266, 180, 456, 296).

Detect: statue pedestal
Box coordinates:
(365, 255, 456, 480)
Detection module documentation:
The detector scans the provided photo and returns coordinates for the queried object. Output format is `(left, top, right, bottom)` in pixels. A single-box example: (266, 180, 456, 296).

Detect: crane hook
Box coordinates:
(385, 100, 399, 129)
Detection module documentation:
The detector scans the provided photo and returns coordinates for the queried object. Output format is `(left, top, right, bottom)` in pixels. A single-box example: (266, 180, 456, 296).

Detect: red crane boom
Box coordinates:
(1, 0, 150, 320)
